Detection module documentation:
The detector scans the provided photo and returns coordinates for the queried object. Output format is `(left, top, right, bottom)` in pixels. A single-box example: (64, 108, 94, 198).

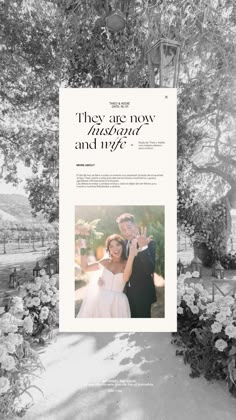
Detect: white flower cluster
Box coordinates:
(208, 296, 236, 351)
(20, 271, 59, 323)
(177, 272, 236, 353)
(177, 272, 210, 316)
(0, 312, 25, 395)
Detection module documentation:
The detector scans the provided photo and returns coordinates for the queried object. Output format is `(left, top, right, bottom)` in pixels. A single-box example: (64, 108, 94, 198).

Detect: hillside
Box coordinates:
(0, 194, 43, 223)
(0, 208, 18, 222)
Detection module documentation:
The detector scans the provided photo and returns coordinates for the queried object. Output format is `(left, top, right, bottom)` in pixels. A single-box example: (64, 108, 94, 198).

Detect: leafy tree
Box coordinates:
(0, 0, 61, 220)
(1, 0, 236, 234)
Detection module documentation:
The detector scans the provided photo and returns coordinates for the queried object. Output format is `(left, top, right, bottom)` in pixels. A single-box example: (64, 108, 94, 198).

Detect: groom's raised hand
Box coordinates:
(136, 226, 153, 248)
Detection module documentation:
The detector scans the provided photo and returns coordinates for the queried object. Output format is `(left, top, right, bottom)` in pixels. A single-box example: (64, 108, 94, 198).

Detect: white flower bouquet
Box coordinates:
(75, 219, 103, 250)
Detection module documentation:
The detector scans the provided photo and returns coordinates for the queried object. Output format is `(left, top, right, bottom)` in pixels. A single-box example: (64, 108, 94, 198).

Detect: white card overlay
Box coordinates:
(59, 88, 177, 332)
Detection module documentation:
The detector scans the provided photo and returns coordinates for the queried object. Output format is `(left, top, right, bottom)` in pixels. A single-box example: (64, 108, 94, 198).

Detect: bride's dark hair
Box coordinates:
(105, 234, 127, 260)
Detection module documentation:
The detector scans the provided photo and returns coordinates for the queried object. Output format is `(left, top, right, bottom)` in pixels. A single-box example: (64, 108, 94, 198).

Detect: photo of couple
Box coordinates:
(75, 207, 164, 319)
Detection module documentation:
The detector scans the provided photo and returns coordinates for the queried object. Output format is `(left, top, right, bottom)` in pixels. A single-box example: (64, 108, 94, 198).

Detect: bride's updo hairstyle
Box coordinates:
(105, 234, 127, 260)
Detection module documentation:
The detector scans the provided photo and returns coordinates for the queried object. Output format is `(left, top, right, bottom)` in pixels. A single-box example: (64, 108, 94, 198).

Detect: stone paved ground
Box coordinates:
(1, 250, 236, 419)
(22, 332, 236, 420)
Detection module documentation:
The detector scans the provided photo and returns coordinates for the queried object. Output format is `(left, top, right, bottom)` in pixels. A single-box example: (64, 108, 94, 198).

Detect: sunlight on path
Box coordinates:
(22, 333, 236, 420)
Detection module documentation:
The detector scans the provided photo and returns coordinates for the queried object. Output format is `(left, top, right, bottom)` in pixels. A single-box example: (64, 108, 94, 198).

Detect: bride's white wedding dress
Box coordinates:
(77, 265, 131, 318)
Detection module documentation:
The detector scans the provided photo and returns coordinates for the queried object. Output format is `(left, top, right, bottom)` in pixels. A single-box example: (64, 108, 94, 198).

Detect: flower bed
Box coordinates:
(19, 270, 59, 345)
(0, 269, 59, 418)
(173, 272, 236, 397)
(0, 299, 43, 419)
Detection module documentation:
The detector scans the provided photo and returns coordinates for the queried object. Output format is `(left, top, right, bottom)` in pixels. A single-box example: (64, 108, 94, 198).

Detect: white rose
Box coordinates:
(183, 294, 194, 306)
(197, 301, 206, 310)
(195, 284, 204, 293)
(31, 297, 41, 306)
(41, 294, 51, 303)
(189, 305, 199, 314)
(185, 287, 195, 296)
(20, 289, 28, 298)
(218, 305, 231, 315)
(215, 312, 227, 323)
(41, 274, 49, 282)
(25, 297, 33, 308)
(211, 322, 222, 334)
(206, 302, 218, 315)
(15, 318, 24, 327)
(4, 340, 16, 354)
(185, 271, 192, 278)
(23, 316, 34, 334)
(0, 377, 10, 395)
(0, 345, 7, 363)
(1, 355, 15, 371)
(177, 307, 184, 315)
(215, 338, 227, 352)
(7, 333, 23, 346)
(11, 296, 24, 312)
(225, 325, 236, 339)
(192, 271, 200, 278)
(51, 298, 57, 306)
(222, 318, 232, 327)
(32, 283, 41, 292)
(222, 296, 234, 306)
(49, 277, 57, 287)
(40, 307, 49, 320)
(0, 315, 18, 334)
(26, 283, 33, 291)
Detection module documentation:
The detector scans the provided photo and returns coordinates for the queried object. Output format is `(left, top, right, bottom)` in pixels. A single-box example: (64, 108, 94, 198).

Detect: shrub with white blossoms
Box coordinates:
(0, 306, 43, 419)
(19, 270, 59, 344)
(174, 271, 236, 398)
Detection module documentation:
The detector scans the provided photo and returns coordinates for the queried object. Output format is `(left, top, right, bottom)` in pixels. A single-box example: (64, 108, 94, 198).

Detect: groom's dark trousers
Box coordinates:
(125, 240, 156, 318)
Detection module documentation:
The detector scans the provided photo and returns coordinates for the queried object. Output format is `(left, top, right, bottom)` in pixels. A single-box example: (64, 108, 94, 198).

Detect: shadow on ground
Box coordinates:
(23, 332, 236, 420)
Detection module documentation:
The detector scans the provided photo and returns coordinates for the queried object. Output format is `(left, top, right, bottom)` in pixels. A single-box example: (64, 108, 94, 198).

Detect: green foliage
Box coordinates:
(175, 276, 236, 397)
(149, 222, 164, 277)
(178, 181, 230, 261)
(1, 0, 236, 224)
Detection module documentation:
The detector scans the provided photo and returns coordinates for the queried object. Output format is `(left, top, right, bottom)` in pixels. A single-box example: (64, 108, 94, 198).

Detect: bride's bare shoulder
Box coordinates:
(99, 258, 111, 268)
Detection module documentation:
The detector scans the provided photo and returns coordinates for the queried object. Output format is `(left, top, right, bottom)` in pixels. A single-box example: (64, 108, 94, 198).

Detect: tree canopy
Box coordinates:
(0, 0, 236, 233)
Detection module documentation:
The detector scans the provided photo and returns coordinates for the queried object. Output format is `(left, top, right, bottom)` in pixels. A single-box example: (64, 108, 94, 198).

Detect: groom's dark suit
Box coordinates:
(125, 240, 156, 318)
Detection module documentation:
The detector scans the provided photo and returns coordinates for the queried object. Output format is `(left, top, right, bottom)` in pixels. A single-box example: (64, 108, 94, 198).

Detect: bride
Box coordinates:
(77, 234, 137, 318)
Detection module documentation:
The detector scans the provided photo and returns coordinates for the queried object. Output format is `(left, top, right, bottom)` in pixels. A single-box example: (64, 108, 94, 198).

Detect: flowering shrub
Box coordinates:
(0, 304, 43, 419)
(173, 272, 236, 397)
(178, 187, 229, 261)
(19, 270, 59, 344)
(75, 219, 103, 249)
(221, 252, 236, 270)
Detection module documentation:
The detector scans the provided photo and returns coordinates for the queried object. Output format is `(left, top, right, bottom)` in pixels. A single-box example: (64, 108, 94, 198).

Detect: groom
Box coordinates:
(116, 213, 156, 318)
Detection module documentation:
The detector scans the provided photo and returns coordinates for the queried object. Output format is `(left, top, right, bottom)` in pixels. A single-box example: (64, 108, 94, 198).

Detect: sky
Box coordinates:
(0, 161, 32, 196)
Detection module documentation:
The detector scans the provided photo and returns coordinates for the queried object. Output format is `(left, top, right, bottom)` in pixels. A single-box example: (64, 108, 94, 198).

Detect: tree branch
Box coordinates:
(214, 114, 236, 167)
(192, 162, 236, 188)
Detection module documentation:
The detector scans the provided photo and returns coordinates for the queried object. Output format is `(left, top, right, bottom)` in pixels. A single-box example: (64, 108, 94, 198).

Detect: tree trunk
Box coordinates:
(226, 187, 236, 209)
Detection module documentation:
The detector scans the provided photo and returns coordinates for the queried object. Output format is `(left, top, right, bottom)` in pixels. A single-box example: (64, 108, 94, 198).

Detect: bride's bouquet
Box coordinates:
(75, 219, 104, 249)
